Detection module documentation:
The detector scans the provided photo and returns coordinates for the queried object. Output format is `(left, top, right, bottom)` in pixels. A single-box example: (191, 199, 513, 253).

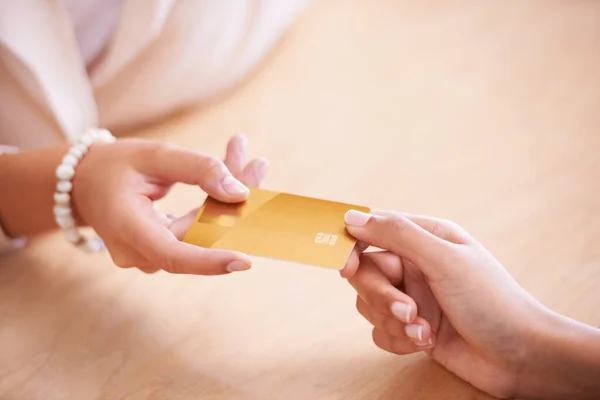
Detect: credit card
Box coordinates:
(183, 188, 370, 270)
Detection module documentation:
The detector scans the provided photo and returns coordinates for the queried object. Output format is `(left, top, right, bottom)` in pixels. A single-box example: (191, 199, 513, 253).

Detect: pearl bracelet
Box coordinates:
(54, 128, 116, 252)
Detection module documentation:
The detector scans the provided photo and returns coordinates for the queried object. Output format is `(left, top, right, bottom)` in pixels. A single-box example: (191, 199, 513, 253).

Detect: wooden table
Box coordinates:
(1, 1, 599, 398)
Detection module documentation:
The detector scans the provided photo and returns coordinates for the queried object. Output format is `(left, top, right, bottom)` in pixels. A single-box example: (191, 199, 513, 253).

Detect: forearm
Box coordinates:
(0, 145, 71, 237)
(517, 311, 600, 399)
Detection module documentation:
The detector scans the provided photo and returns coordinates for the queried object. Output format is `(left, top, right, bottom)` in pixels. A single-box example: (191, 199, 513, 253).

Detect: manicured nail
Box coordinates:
(405, 324, 423, 341)
(226, 260, 251, 272)
(391, 302, 412, 323)
(416, 338, 433, 347)
(222, 176, 249, 195)
(345, 210, 371, 227)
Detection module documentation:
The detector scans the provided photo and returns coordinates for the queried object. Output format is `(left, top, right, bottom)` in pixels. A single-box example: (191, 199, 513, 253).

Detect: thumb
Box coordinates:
(140, 143, 250, 203)
(344, 210, 453, 278)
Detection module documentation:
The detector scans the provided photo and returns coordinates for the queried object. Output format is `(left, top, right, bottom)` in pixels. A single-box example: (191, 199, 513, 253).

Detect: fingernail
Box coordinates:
(405, 324, 423, 341)
(345, 210, 371, 227)
(226, 260, 251, 272)
(222, 176, 249, 195)
(391, 302, 412, 323)
(416, 338, 434, 347)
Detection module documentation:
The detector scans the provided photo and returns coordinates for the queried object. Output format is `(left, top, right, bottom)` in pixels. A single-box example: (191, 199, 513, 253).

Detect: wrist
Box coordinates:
(53, 129, 115, 250)
(516, 309, 600, 399)
(70, 140, 115, 229)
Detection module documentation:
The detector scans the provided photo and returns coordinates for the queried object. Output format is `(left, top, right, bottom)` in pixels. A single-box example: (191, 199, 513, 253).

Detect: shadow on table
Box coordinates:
(0, 242, 493, 400)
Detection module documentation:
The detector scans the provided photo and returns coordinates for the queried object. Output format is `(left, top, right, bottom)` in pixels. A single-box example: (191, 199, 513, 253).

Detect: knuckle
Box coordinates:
(437, 218, 463, 235)
(429, 219, 442, 237)
(386, 215, 409, 235)
(449, 220, 468, 238)
(361, 289, 378, 309)
(147, 141, 173, 160)
(156, 250, 178, 274)
(144, 142, 183, 169)
(357, 252, 372, 268)
(441, 218, 460, 232)
(364, 286, 394, 313)
(379, 286, 399, 310)
(200, 155, 226, 177)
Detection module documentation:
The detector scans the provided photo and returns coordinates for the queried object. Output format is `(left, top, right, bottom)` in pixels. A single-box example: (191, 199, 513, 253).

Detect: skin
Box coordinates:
(0, 134, 267, 275)
(341, 210, 600, 399)
(3, 135, 599, 398)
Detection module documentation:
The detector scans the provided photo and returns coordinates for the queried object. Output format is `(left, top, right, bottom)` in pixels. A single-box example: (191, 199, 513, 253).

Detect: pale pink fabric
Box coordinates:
(58, 0, 124, 67)
(0, 0, 312, 148)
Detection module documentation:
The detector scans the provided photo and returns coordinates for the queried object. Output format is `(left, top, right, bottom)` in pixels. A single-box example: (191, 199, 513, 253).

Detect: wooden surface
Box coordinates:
(2, 1, 600, 399)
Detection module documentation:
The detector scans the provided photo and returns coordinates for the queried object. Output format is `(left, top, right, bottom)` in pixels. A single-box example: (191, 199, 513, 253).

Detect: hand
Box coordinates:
(72, 134, 268, 275)
(341, 210, 554, 398)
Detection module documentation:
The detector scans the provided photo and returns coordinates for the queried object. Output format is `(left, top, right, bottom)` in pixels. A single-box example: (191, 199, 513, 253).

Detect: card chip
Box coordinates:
(315, 232, 338, 246)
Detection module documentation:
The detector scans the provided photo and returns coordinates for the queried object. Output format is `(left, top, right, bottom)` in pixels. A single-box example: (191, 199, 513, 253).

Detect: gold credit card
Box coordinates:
(183, 188, 370, 270)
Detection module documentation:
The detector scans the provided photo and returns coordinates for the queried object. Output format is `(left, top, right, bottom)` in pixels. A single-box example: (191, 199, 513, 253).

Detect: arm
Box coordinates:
(0, 145, 71, 237)
(342, 210, 600, 399)
(518, 312, 600, 399)
(0, 135, 269, 275)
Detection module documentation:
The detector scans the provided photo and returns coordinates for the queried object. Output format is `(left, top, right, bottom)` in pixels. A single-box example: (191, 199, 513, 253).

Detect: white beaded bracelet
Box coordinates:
(54, 128, 116, 252)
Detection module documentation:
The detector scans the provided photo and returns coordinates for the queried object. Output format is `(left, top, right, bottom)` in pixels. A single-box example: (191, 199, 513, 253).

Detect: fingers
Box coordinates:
(362, 297, 434, 354)
(340, 241, 368, 278)
(224, 134, 269, 188)
(148, 230, 251, 275)
(403, 317, 433, 345)
(224, 134, 247, 176)
(357, 297, 405, 337)
(139, 142, 249, 203)
(239, 157, 269, 187)
(373, 210, 475, 245)
(168, 207, 200, 240)
(363, 251, 403, 285)
(345, 210, 456, 278)
(372, 317, 434, 355)
(106, 239, 162, 274)
(126, 200, 251, 275)
(350, 252, 435, 354)
(364, 302, 433, 347)
(164, 154, 268, 241)
(348, 252, 416, 324)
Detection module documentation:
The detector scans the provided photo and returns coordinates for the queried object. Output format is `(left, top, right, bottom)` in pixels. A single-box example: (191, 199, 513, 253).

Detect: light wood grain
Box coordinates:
(1, 0, 599, 399)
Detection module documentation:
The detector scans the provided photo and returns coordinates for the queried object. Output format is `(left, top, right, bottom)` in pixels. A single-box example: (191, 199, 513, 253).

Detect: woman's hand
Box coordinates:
(340, 210, 595, 399)
(72, 134, 268, 275)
